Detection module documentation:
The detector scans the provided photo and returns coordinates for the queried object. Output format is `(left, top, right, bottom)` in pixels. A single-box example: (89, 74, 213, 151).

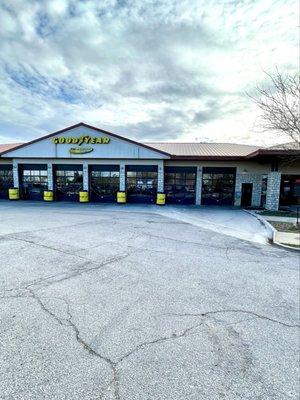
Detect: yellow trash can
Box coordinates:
(8, 188, 19, 200)
(117, 191, 126, 204)
(79, 191, 89, 202)
(44, 190, 54, 201)
(156, 193, 166, 205)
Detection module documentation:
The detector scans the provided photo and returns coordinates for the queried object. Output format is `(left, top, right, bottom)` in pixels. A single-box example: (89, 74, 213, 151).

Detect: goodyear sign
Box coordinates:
(51, 135, 110, 155)
(52, 135, 110, 145)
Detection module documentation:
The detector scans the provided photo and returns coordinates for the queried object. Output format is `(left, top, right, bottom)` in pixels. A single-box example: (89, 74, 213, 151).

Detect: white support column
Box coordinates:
(12, 160, 19, 188)
(83, 163, 89, 191)
(47, 163, 53, 191)
(157, 161, 164, 193)
(195, 166, 202, 205)
(119, 162, 126, 191)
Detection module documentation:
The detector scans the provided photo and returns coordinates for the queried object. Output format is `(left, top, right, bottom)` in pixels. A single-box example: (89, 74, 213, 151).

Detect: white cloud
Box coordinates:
(0, 0, 298, 145)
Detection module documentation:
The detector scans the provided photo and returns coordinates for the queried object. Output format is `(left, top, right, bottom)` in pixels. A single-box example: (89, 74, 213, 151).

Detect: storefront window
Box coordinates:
(280, 175, 300, 205)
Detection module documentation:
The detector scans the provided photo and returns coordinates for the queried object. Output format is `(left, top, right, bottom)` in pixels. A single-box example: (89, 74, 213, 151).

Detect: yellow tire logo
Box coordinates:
(69, 147, 94, 154)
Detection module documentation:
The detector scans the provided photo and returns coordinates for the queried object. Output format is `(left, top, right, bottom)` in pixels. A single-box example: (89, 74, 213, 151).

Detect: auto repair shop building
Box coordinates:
(0, 123, 299, 210)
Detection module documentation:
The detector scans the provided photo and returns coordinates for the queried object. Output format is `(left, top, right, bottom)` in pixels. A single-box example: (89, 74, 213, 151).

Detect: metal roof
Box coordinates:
(0, 129, 298, 160)
(0, 143, 23, 153)
(267, 142, 300, 150)
(145, 142, 260, 157)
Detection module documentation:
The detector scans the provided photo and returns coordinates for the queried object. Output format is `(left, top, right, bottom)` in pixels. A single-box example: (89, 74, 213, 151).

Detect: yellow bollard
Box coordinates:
(44, 190, 54, 201)
(156, 193, 166, 205)
(117, 191, 126, 204)
(8, 188, 19, 200)
(79, 191, 89, 202)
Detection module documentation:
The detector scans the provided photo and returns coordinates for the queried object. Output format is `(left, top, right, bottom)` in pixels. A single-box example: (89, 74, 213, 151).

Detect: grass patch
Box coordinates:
(269, 221, 300, 232)
(259, 210, 298, 217)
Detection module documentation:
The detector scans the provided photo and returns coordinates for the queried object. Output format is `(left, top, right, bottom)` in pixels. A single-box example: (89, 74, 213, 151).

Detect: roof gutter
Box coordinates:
(246, 149, 300, 159)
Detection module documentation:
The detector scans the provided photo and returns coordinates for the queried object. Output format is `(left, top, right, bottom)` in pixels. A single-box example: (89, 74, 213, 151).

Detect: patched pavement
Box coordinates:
(0, 202, 299, 400)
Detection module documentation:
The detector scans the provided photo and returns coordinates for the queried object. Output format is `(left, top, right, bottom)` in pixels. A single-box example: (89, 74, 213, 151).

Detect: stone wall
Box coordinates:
(47, 163, 53, 191)
(266, 172, 281, 211)
(12, 161, 19, 188)
(195, 166, 203, 205)
(157, 161, 164, 193)
(119, 163, 126, 191)
(83, 163, 89, 191)
(234, 173, 262, 207)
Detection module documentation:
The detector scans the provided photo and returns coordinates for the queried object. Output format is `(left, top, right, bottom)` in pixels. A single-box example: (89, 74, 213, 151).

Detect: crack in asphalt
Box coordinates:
(0, 219, 118, 240)
(0, 247, 132, 294)
(26, 290, 204, 400)
(117, 322, 204, 363)
(163, 309, 300, 328)
(140, 231, 230, 251)
(27, 253, 130, 290)
(27, 290, 121, 400)
(2, 292, 298, 398)
(8, 234, 107, 259)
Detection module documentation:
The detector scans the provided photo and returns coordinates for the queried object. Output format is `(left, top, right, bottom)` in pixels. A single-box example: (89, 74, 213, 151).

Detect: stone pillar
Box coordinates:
(119, 163, 126, 191)
(12, 160, 19, 188)
(47, 163, 53, 191)
(157, 162, 164, 192)
(266, 171, 281, 211)
(83, 163, 89, 191)
(195, 166, 202, 205)
(234, 173, 242, 206)
(252, 180, 262, 207)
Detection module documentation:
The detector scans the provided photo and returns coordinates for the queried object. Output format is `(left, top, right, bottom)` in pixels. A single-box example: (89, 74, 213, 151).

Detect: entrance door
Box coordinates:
(0, 165, 13, 199)
(90, 165, 119, 202)
(126, 165, 157, 203)
(19, 164, 48, 200)
(241, 183, 253, 207)
(55, 165, 83, 201)
(164, 166, 197, 204)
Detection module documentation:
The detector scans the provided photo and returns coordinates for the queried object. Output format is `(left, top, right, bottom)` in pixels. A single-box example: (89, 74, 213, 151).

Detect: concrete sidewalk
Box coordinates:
(156, 206, 269, 244)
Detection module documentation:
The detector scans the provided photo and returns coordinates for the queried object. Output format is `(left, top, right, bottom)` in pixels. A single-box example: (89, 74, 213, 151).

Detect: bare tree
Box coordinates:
(248, 69, 300, 145)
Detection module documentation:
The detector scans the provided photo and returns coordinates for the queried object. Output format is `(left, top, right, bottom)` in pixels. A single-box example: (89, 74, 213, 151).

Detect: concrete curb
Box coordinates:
(243, 210, 274, 242)
(243, 209, 300, 251)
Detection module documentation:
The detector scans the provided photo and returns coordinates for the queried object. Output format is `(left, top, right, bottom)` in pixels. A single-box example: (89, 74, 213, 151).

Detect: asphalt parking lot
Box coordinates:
(0, 202, 299, 400)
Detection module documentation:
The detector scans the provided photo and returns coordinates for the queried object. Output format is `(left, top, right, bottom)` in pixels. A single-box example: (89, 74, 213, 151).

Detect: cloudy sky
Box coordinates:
(0, 0, 298, 145)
